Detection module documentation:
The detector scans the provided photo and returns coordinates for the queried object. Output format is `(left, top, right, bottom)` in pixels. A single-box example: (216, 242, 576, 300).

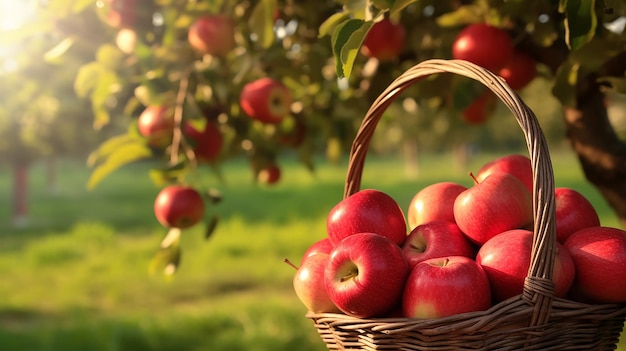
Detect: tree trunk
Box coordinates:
(563, 69, 626, 229)
(46, 156, 59, 195)
(12, 162, 29, 228)
(521, 35, 626, 228)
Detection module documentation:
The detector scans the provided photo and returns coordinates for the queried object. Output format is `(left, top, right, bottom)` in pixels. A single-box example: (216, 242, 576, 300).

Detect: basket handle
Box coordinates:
(344, 59, 557, 327)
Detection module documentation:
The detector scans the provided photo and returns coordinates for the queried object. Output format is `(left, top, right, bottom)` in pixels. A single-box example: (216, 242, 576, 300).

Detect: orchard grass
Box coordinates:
(0, 149, 624, 351)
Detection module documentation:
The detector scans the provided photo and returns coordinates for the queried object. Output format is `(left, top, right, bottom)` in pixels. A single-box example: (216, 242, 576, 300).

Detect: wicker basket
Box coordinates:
(306, 59, 626, 350)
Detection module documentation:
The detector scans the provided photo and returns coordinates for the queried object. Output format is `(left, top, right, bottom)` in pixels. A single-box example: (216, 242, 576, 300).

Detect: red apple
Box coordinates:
(154, 185, 205, 229)
(361, 18, 406, 62)
(292, 253, 342, 314)
(452, 23, 513, 71)
(277, 118, 307, 148)
(454, 172, 533, 246)
(497, 50, 537, 90)
(476, 229, 575, 302)
(407, 181, 467, 230)
(475, 154, 533, 194)
(301, 238, 333, 264)
(240, 78, 292, 124)
(138, 105, 174, 148)
(106, 0, 139, 29)
(327, 189, 407, 246)
(183, 121, 223, 162)
(555, 187, 601, 243)
(325, 233, 409, 318)
(188, 15, 236, 56)
(402, 220, 476, 268)
(564, 226, 626, 303)
(462, 91, 497, 125)
(402, 256, 492, 319)
(257, 164, 281, 185)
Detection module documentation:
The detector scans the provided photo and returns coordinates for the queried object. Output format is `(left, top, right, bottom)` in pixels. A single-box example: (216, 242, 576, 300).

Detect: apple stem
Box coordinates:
(339, 270, 358, 282)
(283, 258, 299, 270)
(469, 172, 479, 185)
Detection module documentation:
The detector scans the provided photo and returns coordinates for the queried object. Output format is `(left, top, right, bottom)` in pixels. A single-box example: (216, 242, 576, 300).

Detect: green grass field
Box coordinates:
(0, 150, 624, 350)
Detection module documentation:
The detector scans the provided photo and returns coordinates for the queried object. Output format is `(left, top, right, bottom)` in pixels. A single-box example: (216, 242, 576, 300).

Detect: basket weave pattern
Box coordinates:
(306, 59, 626, 350)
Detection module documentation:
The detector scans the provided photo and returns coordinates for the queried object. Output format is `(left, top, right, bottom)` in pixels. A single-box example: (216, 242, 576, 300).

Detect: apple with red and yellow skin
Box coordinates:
(183, 121, 223, 162)
(138, 105, 174, 148)
(555, 187, 601, 243)
(498, 50, 537, 91)
(452, 23, 513, 71)
(402, 220, 476, 268)
(402, 256, 492, 319)
(188, 15, 236, 56)
(476, 229, 575, 302)
(407, 182, 467, 230)
(327, 189, 407, 246)
(325, 232, 409, 318)
(257, 164, 281, 185)
(361, 18, 406, 62)
(240, 78, 292, 124)
(301, 238, 333, 264)
(475, 154, 533, 194)
(154, 185, 205, 229)
(454, 172, 533, 246)
(292, 252, 342, 314)
(564, 226, 626, 303)
(462, 91, 497, 125)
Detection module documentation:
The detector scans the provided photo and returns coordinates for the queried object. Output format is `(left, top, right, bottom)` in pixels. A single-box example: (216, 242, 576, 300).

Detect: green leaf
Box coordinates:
(96, 44, 125, 70)
(436, 5, 483, 27)
(597, 76, 626, 94)
(149, 229, 182, 276)
(87, 133, 143, 167)
(390, 0, 419, 15)
(551, 60, 580, 107)
(338, 0, 369, 20)
(563, 0, 598, 50)
(74, 62, 103, 98)
(87, 141, 152, 189)
(319, 11, 350, 38)
(331, 19, 372, 78)
(249, 0, 277, 49)
(44, 37, 75, 64)
(205, 215, 219, 240)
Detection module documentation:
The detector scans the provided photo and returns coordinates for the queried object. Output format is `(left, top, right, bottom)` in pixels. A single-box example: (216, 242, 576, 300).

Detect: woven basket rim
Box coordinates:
(341, 58, 556, 326)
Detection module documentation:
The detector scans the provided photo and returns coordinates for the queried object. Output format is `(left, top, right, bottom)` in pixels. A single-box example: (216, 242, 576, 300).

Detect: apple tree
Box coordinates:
(28, 0, 626, 271)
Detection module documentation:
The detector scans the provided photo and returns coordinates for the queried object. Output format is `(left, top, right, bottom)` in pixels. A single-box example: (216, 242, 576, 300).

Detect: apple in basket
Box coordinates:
(402, 255, 492, 319)
(325, 232, 410, 318)
(475, 154, 533, 194)
(554, 187, 601, 243)
(326, 189, 408, 246)
(401, 220, 476, 268)
(564, 226, 626, 303)
(454, 171, 533, 246)
(476, 229, 575, 302)
(406, 181, 467, 230)
(301, 238, 333, 264)
(288, 252, 341, 314)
